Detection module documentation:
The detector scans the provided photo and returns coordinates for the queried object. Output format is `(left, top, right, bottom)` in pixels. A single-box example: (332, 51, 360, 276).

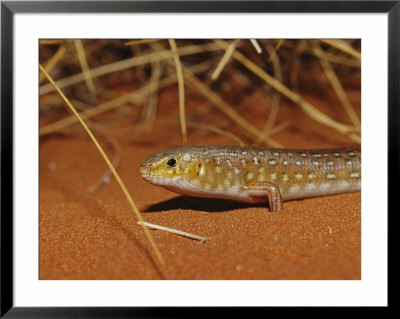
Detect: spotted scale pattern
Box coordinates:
(140, 145, 361, 211)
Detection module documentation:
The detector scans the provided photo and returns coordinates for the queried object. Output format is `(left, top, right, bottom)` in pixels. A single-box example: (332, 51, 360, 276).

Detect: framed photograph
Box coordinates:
(1, 0, 394, 317)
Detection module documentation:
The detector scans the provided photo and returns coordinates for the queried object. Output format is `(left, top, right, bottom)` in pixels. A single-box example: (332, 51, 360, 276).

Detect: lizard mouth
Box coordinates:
(140, 173, 152, 182)
(139, 163, 153, 181)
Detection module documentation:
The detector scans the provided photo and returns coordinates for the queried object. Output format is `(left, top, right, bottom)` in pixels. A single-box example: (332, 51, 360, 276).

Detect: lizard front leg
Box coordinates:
(245, 182, 283, 212)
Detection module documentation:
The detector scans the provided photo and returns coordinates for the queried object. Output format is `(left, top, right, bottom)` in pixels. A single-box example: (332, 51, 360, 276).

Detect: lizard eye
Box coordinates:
(166, 158, 177, 167)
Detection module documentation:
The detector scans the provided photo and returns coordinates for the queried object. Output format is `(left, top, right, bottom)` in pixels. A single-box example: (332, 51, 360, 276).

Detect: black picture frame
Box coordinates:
(1, 1, 395, 317)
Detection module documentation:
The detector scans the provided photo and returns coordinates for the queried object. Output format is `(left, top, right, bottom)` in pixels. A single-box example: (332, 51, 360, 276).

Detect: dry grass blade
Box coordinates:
(249, 39, 262, 54)
(268, 39, 285, 62)
(312, 46, 361, 68)
(40, 42, 223, 95)
(137, 221, 211, 242)
(40, 89, 144, 136)
(316, 44, 361, 130)
(319, 39, 361, 60)
(214, 39, 360, 144)
(39, 64, 165, 267)
(256, 42, 283, 144)
(124, 39, 161, 46)
(141, 60, 161, 132)
(211, 39, 239, 80)
(39, 44, 67, 84)
(153, 118, 245, 146)
(73, 39, 98, 96)
(269, 120, 292, 137)
(39, 60, 213, 137)
(168, 39, 187, 145)
(187, 120, 245, 146)
(256, 94, 280, 144)
(39, 39, 68, 46)
(181, 65, 283, 148)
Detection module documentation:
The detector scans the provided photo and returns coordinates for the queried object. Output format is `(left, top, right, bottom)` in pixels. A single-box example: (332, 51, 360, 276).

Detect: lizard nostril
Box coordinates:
(140, 163, 152, 175)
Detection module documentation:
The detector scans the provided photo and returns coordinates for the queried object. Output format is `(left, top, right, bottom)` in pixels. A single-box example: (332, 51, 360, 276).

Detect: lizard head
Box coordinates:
(139, 147, 202, 189)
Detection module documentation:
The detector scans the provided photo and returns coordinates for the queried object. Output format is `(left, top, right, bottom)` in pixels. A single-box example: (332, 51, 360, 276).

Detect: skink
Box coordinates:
(139, 146, 361, 212)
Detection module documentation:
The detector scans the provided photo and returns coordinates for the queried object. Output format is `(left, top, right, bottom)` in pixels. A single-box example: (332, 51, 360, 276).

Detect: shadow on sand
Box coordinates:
(144, 195, 267, 213)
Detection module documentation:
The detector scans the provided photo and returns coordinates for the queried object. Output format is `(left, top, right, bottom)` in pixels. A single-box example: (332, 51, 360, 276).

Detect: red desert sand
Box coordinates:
(39, 89, 361, 280)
